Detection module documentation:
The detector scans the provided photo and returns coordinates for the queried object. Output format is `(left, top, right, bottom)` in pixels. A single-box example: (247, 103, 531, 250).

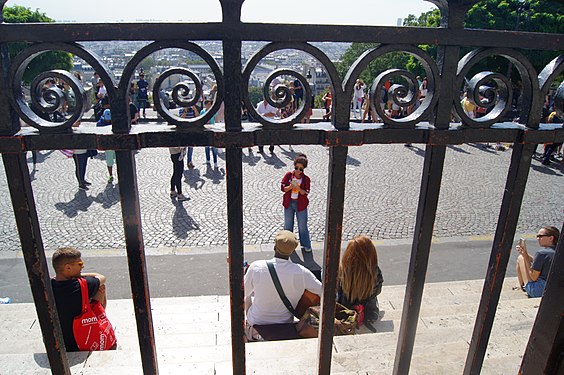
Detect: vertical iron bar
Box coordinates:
(519, 222, 564, 375)
(463, 143, 535, 375)
(0, 0, 21, 136)
(392, 144, 447, 375)
(2, 152, 70, 375)
(318, 146, 348, 375)
(115, 150, 158, 375)
(220, 1, 246, 373)
(392, 1, 465, 370)
(225, 146, 246, 375)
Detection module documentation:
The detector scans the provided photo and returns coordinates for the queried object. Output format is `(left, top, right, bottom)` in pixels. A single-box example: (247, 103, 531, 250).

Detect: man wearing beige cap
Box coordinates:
(244, 230, 322, 340)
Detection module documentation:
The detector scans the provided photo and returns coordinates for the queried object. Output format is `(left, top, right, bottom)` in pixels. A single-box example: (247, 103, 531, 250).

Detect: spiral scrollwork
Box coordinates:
(9, 42, 115, 133)
(242, 42, 342, 129)
(344, 44, 440, 128)
(120, 41, 223, 128)
(454, 48, 539, 128)
(463, 71, 512, 123)
(368, 69, 421, 123)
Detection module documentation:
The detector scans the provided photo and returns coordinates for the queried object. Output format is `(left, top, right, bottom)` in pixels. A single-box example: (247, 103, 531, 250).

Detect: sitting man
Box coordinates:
(244, 230, 322, 341)
(51, 247, 108, 351)
(516, 226, 560, 298)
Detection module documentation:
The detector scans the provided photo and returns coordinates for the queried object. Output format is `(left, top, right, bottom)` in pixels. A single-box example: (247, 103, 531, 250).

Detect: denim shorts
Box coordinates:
(525, 279, 546, 298)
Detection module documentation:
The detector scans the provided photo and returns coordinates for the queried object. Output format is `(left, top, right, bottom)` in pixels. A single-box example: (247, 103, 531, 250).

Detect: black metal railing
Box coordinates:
(0, 0, 563, 374)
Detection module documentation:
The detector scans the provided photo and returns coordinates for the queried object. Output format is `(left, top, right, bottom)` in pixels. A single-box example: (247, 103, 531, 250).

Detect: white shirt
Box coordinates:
(244, 258, 322, 326)
(353, 84, 366, 99)
(256, 101, 277, 117)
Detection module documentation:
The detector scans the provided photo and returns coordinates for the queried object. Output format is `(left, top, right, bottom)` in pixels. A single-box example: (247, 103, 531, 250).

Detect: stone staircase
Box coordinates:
(0, 277, 537, 374)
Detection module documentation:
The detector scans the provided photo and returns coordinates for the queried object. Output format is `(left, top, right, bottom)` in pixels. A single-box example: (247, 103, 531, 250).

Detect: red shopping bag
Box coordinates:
(72, 278, 117, 351)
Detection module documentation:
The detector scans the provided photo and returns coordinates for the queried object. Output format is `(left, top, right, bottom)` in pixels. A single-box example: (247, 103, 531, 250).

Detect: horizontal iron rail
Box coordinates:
(0, 126, 562, 153)
(0, 23, 562, 51)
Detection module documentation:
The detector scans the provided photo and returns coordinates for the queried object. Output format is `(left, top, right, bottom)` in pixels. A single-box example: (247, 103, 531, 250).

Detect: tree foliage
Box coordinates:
(339, 0, 563, 86)
(3, 6, 73, 83)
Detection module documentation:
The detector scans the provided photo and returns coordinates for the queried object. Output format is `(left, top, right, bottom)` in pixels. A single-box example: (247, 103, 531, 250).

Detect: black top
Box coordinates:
(51, 277, 100, 351)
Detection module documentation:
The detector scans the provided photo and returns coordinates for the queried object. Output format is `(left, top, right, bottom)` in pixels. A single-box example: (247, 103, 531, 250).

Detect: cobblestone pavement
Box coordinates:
(0, 141, 562, 255)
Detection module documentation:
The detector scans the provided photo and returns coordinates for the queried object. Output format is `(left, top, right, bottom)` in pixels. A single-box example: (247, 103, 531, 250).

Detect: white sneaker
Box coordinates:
(170, 191, 177, 198)
(177, 194, 190, 201)
(214, 163, 218, 169)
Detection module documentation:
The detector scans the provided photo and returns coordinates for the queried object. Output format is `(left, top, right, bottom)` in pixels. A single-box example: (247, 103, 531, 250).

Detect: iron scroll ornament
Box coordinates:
(453, 48, 539, 129)
(242, 42, 342, 129)
(9, 42, 115, 133)
(537, 55, 564, 123)
(343, 44, 440, 128)
(119, 41, 224, 129)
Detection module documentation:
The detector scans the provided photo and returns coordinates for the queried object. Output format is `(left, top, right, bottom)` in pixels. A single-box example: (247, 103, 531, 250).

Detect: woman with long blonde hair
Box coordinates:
(337, 236, 383, 322)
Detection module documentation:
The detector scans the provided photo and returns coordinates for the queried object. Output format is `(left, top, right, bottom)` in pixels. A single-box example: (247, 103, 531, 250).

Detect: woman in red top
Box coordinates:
(281, 154, 312, 252)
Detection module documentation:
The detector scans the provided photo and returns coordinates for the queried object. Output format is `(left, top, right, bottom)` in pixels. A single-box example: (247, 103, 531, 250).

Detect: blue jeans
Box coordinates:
(525, 279, 546, 298)
(284, 200, 311, 249)
(205, 147, 218, 164)
(187, 147, 194, 164)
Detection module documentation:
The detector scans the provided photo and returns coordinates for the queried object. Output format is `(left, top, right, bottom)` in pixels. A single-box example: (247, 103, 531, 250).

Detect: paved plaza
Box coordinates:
(0, 137, 562, 256)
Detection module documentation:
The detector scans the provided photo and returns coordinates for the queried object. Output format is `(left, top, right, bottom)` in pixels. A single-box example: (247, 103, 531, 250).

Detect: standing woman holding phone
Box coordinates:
(281, 154, 312, 252)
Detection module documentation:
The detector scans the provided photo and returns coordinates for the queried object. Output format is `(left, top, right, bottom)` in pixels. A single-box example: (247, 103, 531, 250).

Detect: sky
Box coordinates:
(8, 0, 437, 26)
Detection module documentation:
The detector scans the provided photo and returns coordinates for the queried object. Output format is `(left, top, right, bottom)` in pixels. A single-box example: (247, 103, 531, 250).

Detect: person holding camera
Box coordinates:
(515, 226, 559, 298)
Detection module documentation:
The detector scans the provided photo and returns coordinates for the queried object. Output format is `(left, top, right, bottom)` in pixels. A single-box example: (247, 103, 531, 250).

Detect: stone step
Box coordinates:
(0, 277, 536, 374)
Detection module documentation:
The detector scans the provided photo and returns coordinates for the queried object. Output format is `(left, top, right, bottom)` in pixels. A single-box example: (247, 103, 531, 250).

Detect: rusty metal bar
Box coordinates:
(0, 23, 562, 51)
(225, 146, 246, 375)
(0, 127, 563, 154)
(115, 150, 159, 375)
(392, 144, 447, 375)
(463, 143, 535, 375)
(2, 152, 70, 374)
(519, 222, 564, 375)
(317, 145, 348, 375)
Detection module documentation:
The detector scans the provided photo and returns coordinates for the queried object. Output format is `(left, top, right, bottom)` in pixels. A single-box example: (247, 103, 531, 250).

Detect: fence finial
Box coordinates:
(219, 0, 245, 24)
(426, 0, 479, 29)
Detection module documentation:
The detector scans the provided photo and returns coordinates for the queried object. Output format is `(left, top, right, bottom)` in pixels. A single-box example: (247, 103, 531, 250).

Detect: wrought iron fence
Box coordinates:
(0, 0, 563, 374)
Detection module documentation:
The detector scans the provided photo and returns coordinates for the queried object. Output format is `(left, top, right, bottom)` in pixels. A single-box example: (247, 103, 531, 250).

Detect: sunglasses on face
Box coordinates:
(536, 234, 550, 238)
(294, 166, 304, 172)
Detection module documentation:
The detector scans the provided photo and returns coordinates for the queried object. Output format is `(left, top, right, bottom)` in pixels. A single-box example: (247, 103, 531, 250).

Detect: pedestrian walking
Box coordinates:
(200, 99, 219, 168)
(169, 146, 189, 201)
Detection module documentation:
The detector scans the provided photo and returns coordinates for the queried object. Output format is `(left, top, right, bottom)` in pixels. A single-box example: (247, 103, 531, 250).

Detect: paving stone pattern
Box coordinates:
(0, 143, 562, 254)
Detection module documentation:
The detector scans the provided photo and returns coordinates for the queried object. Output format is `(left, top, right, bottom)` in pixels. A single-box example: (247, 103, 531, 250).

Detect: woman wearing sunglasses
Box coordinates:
(281, 154, 312, 252)
(515, 226, 560, 298)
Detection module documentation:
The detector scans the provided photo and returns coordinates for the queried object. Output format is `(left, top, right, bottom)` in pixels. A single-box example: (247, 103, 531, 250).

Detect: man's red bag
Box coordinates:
(72, 277, 117, 351)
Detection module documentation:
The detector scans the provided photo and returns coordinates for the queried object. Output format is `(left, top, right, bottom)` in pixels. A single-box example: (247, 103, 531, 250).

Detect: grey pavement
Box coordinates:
(0, 238, 530, 303)
(0, 131, 562, 256)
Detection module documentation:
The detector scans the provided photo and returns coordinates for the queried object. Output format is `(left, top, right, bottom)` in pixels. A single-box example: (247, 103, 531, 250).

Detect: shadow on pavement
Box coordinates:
(242, 149, 262, 166)
(263, 152, 287, 169)
(530, 162, 564, 176)
(33, 352, 90, 369)
(54, 190, 94, 218)
(405, 145, 426, 157)
(447, 145, 472, 155)
(203, 164, 225, 184)
(173, 203, 200, 239)
(94, 182, 120, 209)
(346, 155, 361, 166)
(184, 168, 205, 190)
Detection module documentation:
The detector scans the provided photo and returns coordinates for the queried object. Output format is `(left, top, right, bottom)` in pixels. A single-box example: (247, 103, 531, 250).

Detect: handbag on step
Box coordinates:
(72, 277, 117, 351)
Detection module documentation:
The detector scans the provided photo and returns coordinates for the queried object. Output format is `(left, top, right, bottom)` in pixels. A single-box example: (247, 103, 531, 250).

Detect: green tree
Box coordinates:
(339, 0, 563, 84)
(248, 86, 263, 107)
(3, 6, 73, 83)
